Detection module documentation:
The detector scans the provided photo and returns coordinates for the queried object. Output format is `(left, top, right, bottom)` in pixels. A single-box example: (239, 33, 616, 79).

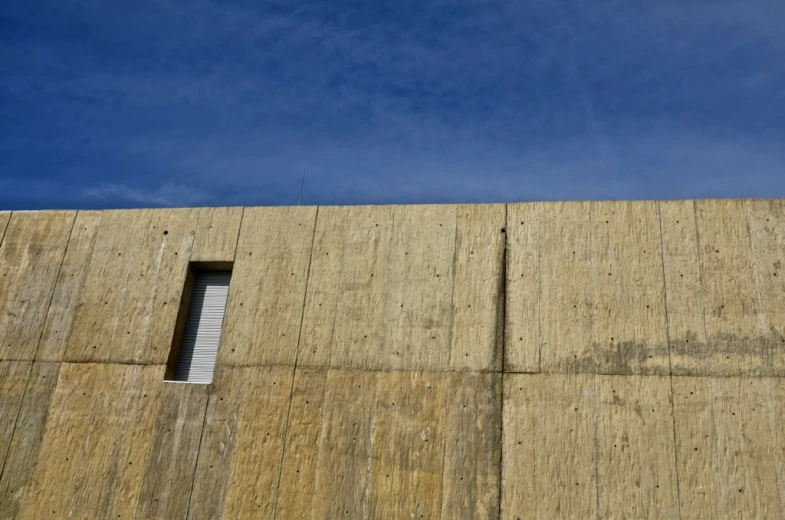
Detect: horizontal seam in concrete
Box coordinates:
(5, 360, 780, 379)
(219, 362, 503, 376)
(502, 369, 785, 380)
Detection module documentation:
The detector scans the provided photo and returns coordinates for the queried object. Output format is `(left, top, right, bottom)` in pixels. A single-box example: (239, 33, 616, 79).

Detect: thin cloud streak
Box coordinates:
(85, 183, 208, 207)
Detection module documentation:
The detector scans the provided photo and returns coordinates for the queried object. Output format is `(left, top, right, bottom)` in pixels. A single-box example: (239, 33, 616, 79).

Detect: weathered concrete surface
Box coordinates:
(299, 204, 505, 372)
(37, 211, 102, 362)
(0, 361, 32, 478)
(136, 381, 209, 520)
(273, 368, 501, 519)
(503, 374, 678, 519)
(0, 362, 59, 519)
(218, 206, 317, 367)
(190, 206, 243, 263)
(0, 199, 783, 519)
(662, 199, 785, 376)
(0, 211, 75, 361)
(673, 376, 785, 519)
(18, 363, 166, 518)
(64, 209, 199, 364)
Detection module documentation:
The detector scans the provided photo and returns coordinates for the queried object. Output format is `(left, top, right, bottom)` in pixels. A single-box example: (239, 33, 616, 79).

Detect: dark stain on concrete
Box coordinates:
(670, 330, 785, 376)
(535, 330, 785, 376)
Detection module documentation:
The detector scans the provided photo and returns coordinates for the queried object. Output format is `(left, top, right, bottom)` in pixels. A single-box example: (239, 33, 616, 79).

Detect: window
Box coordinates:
(165, 267, 231, 384)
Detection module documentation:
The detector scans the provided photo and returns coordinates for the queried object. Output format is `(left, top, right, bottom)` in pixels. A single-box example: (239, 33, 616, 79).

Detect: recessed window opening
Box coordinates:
(165, 264, 232, 384)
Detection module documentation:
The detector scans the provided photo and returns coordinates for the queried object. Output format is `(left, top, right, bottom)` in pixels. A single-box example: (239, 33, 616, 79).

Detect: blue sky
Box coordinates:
(1, 0, 784, 209)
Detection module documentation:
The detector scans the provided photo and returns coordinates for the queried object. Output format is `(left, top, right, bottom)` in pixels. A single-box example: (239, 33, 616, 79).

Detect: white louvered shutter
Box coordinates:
(174, 271, 231, 383)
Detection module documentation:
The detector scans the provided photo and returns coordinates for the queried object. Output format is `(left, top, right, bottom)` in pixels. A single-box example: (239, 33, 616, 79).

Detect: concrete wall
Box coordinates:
(0, 200, 783, 518)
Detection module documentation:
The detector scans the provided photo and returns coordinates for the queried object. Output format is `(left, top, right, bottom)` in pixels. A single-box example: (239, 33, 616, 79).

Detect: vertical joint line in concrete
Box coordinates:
(0, 210, 76, 482)
(657, 201, 684, 520)
(0, 210, 11, 246)
(34, 211, 78, 363)
(537, 202, 543, 373)
(765, 379, 785, 510)
(231, 207, 246, 263)
(186, 207, 203, 264)
(656, 202, 674, 375)
(272, 204, 319, 519)
(588, 202, 598, 375)
(743, 201, 768, 355)
(446, 206, 460, 369)
(379, 207, 397, 360)
(292, 204, 319, 368)
(184, 391, 211, 520)
(0, 364, 32, 484)
(496, 370, 505, 520)
(327, 207, 349, 363)
(495, 203, 508, 520)
(500, 204, 508, 373)
(436, 390, 449, 517)
(691, 201, 710, 346)
(592, 374, 601, 520)
(362, 376, 380, 519)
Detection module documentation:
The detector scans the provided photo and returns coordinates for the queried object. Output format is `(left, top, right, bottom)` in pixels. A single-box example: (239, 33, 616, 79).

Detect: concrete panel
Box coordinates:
(502, 373, 597, 519)
(37, 211, 102, 362)
(65, 209, 198, 364)
(692, 199, 768, 375)
(382, 205, 457, 371)
(596, 375, 679, 518)
(188, 365, 293, 519)
(64, 210, 151, 362)
(219, 206, 316, 366)
(136, 382, 209, 520)
(664, 199, 779, 376)
(17, 364, 98, 518)
(301, 204, 501, 372)
(275, 369, 501, 519)
(538, 202, 596, 372)
(278, 368, 377, 519)
(659, 200, 710, 374)
(506, 202, 541, 372)
(297, 206, 350, 367)
(746, 199, 785, 374)
(0, 361, 31, 477)
(504, 373, 679, 519)
(310, 205, 395, 370)
(438, 372, 501, 519)
(0, 211, 75, 360)
(273, 368, 330, 520)
(449, 204, 506, 371)
(367, 371, 449, 518)
(590, 201, 669, 374)
(19, 363, 165, 519)
(534, 202, 668, 374)
(191, 206, 243, 263)
(673, 376, 785, 519)
(0, 362, 59, 519)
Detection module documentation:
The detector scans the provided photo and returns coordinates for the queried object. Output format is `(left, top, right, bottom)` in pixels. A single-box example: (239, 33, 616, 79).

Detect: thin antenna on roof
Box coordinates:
(297, 168, 306, 206)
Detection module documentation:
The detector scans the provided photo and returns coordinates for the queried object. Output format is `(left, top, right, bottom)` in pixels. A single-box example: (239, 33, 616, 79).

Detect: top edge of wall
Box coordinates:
(3, 196, 784, 213)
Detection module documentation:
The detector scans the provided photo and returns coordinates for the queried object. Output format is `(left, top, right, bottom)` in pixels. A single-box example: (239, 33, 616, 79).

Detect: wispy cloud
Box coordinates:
(84, 183, 208, 207)
(1, 0, 784, 209)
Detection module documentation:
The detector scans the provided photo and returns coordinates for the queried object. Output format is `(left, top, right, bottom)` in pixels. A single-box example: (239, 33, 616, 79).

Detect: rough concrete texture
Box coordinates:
(0, 200, 783, 518)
